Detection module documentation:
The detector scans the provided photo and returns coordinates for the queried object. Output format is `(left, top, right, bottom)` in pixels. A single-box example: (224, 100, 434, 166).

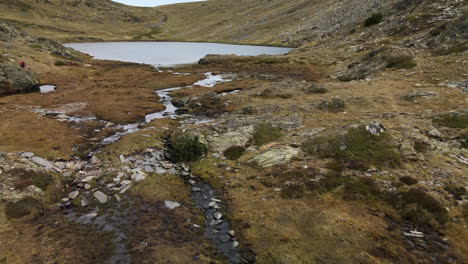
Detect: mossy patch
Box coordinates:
(444, 184, 466, 200)
(400, 176, 418, 186)
(304, 83, 328, 94)
(301, 126, 401, 169)
(10, 168, 54, 190)
(317, 98, 345, 112)
(223, 146, 246, 160)
(253, 123, 282, 146)
(433, 113, 468, 129)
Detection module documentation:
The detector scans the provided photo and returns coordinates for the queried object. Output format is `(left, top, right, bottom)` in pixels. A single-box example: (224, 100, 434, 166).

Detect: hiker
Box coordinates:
(19, 60, 26, 69)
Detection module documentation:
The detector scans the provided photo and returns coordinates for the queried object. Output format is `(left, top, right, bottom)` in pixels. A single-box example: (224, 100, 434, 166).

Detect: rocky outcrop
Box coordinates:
(249, 146, 300, 167)
(0, 63, 38, 94)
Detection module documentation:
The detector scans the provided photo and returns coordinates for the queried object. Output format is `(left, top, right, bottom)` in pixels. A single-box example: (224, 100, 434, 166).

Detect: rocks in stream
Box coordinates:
(93, 191, 108, 204)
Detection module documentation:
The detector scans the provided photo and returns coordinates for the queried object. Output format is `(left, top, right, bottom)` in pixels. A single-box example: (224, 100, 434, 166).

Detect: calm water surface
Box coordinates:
(64, 42, 292, 67)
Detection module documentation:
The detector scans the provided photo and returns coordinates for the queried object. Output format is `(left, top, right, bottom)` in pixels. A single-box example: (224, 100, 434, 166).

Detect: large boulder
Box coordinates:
(0, 63, 39, 94)
(249, 146, 300, 167)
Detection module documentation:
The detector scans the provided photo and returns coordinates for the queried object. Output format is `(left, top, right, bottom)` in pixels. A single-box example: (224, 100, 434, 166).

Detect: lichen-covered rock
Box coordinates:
(0, 63, 39, 94)
(207, 126, 254, 152)
(249, 146, 300, 167)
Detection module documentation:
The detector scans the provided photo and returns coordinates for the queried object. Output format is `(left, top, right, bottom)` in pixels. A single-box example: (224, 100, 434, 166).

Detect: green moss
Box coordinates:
(302, 126, 401, 169)
(167, 133, 207, 162)
(364, 13, 383, 27)
(433, 113, 468, 129)
(5, 197, 42, 219)
(223, 146, 246, 160)
(384, 56, 417, 69)
(10, 168, 54, 190)
(253, 123, 282, 146)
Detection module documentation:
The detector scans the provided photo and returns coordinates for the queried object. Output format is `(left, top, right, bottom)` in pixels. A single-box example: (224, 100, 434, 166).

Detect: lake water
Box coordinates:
(64, 42, 292, 67)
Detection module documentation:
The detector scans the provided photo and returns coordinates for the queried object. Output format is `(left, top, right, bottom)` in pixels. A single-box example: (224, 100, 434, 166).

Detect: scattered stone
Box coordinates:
(164, 200, 181, 210)
(143, 166, 154, 173)
(114, 194, 122, 202)
(81, 197, 89, 207)
(228, 230, 236, 237)
(120, 184, 132, 194)
(68, 191, 79, 200)
(232, 241, 239, 248)
(31, 156, 55, 170)
(192, 187, 201, 192)
(84, 184, 91, 190)
(93, 191, 108, 204)
(214, 212, 223, 220)
(90, 155, 101, 165)
(82, 176, 95, 182)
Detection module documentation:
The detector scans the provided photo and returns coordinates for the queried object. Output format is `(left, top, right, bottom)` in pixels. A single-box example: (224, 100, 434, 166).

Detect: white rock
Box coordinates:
(120, 184, 132, 194)
(164, 201, 181, 210)
(81, 197, 89, 207)
(214, 212, 223, 220)
(114, 194, 122, 202)
(21, 152, 34, 158)
(84, 184, 91, 190)
(93, 191, 108, 204)
(68, 191, 80, 200)
(82, 176, 95, 182)
(90, 156, 101, 165)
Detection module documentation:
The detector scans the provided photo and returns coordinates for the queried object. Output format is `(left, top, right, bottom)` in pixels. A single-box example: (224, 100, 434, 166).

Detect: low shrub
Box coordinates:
(400, 176, 418, 185)
(344, 177, 382, 201)
(305, 84, 328, 94)
(432, 113, 468, 129)
(54, 60, 66, 66)
(11, 168, 53, 190)
(444, 184, 466, 200)
(4, 197, 42, 219)
(414, 139, 429, 153)
(364, 13, 383, 27)
(390, 189, 448, 227)
(167, 133, 207, 162)
(281, 183, 306, 199)
(223, 146, 246, 160)
(302, 126, 401, 169)
(253, 123, 282, 146)
(317, 98, 345, 112)
(433, 43, 467, 56)
(384, 56, 417, 69)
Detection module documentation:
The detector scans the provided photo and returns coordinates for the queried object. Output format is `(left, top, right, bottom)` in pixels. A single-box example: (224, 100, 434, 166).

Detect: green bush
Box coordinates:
(167, 133, 207, 162)
(391, 189, 448, 227)
(54, 60, 66, 66)
(302, 126, 401, 169)
(253, 123, 282, 146)
(384, 56, 417, 69)
(223, 146, 246, 160)
(432, 113, 468, 129)
(364, 13, 383, 26)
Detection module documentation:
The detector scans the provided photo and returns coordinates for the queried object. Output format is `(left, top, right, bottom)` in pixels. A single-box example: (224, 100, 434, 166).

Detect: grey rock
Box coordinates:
(68, 191, 79, 200)
(0, 63, 39, 95)
(143, 165, 154, 173)
(427, 128, 443, 139)
(90, 156, 101, 165)
(214, 212, 223, 220)
(366, 121, 385, 136)
(93, 191, 108, 204)
(21, 152, 34, 158)
(164, 200, 181, 210)
(31, 156, 55, 169)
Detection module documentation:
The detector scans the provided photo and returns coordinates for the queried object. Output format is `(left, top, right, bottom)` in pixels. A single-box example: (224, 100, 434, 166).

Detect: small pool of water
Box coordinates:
(39, 85, 56, 93)
(64, 42, 292, 67)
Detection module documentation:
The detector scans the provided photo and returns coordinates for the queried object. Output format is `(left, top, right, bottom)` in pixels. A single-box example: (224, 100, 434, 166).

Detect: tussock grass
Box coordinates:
(433, 113, 468, 129)
(168, 133, 207, 162)
(384, 55, 417, 69)
(223, 146, 246, 160)
(364, 13, 383, 26)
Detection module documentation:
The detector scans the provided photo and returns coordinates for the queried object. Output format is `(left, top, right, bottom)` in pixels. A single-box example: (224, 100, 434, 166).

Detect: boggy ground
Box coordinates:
(1, 46, 467, 264)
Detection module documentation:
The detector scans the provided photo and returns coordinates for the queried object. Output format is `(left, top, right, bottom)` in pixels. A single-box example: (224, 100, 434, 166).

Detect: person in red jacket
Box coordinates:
(19, 60, 26, 69)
